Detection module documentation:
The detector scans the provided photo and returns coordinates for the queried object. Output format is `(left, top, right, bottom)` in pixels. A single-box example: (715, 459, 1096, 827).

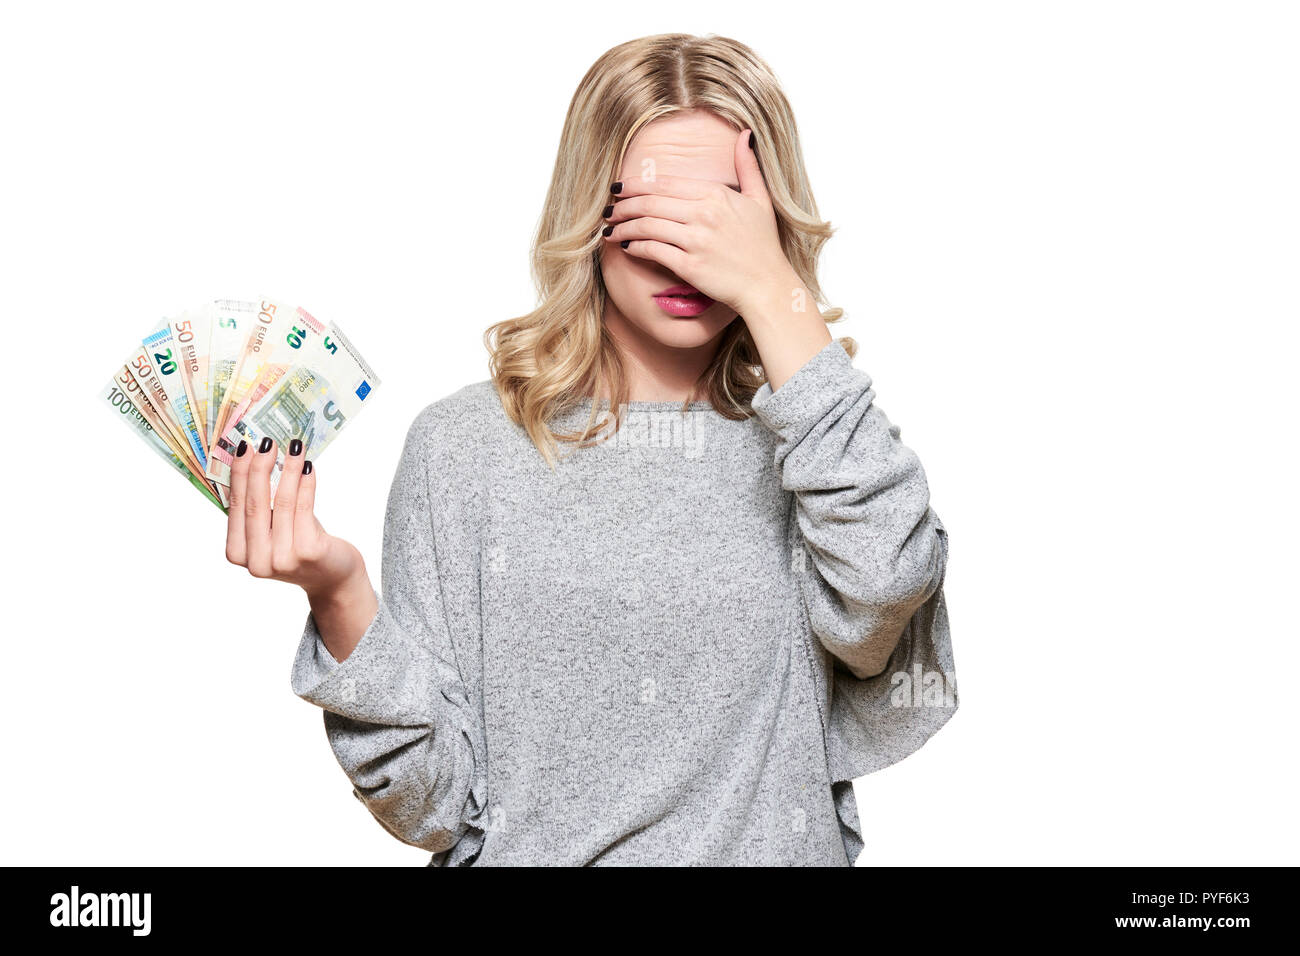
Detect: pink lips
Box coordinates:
(652, 284, 715, 318)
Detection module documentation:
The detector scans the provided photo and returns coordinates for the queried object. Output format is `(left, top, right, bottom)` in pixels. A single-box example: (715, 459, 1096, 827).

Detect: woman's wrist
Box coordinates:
(736, 271, 834, 390)
(304, 559, 371, 606)
(306, 565, 378, 664)
(732, 264, 803, 321)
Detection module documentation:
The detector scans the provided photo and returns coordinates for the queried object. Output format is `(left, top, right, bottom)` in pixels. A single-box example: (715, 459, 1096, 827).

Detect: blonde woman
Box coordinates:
(225, 33, 958, 866)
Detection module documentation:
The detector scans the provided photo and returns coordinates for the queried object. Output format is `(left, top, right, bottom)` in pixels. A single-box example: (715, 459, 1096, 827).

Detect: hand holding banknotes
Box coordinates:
(225, 434, 378, 663)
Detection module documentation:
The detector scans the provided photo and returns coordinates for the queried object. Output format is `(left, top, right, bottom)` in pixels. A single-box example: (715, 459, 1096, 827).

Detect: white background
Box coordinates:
(1, 0, 1295, 865)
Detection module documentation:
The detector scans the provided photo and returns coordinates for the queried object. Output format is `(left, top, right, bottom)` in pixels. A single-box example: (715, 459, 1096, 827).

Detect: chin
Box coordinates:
(635, 310, 736, 350)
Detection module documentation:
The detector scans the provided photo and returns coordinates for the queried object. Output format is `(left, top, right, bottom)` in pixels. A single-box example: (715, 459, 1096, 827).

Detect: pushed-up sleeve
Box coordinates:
(751, 339, 958, 790)
(289, 408, 489, 862)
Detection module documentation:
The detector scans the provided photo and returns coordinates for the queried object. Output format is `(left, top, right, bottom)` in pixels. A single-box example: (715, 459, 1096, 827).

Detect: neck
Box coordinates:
(600, 305, 722, 403)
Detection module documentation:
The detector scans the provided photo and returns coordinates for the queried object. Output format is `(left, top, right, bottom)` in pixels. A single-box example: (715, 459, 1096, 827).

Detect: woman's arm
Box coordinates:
(751, 340, 948, 680)
(288, 409, 485, 855)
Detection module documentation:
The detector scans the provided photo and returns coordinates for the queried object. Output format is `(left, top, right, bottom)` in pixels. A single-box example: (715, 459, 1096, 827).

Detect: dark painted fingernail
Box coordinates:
(235, 439, 248, 457)
(602, 224, 614, 237)
(259, 436, 273, 453)
(749, 131, 756, 149)
(602, 205, 613, 218)
(289, 438, 303, 456)
(303, 460, 313, 476)
(610, 182, 622, 194)
(620, 239, 630, 249)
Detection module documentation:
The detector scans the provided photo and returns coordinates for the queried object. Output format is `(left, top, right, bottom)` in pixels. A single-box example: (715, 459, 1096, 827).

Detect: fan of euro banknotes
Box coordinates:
(98, 297, 381, 513)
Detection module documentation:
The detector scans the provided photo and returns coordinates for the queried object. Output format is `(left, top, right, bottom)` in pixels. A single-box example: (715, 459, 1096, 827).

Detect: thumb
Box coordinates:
(735, 127, 769, 203)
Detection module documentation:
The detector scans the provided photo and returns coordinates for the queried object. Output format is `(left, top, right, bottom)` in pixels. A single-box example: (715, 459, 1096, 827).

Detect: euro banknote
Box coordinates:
(99, 297, 381, 514)
(208, 297, 303, 474)
(206, 299, 259, 447)
(98, 370, 225, 511)
(142, 319, 208, 470)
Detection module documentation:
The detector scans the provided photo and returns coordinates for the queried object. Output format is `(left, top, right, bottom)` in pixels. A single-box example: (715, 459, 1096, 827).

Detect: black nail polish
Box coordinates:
(303, 460, 313, 476)
(610, 182, 622, 194)
(620, 239, 630, 249)
(259, 436, 273, 454)
(749, 131, 756, 150)
(602, 224, 614, 237)
(602, 205, 613, 218)
(235, 439, 248, 457)
(289, 438, 303, 456)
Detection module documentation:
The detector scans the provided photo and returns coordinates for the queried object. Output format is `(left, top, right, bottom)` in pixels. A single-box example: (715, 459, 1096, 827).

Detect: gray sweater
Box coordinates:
(290, 339, 958, 865)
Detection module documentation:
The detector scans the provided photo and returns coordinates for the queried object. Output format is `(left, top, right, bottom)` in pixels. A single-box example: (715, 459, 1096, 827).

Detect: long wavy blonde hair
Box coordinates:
(485, 33, 854, 465)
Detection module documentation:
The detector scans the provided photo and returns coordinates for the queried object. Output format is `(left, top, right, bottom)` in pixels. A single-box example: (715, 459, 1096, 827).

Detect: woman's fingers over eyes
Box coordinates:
(243, 436, 277, 577)
(224, 437, 252, 567)
(619, 239, 688, 275)
(605, 194, 694, 225)
(606, 216, 692, 249)
(271, 438, 305, 577)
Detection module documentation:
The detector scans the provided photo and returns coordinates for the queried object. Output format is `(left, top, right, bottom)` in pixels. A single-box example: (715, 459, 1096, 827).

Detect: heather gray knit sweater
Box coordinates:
(290, 339, 958, 866)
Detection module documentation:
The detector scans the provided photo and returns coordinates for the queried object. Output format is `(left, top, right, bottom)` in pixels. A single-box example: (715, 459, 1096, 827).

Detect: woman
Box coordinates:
(224, 33, 958, 866)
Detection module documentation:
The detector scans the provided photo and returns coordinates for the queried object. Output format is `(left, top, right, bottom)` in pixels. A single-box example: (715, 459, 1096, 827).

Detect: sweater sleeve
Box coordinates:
(289, 408, 487, 859)
(750, 339, 948, 680)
